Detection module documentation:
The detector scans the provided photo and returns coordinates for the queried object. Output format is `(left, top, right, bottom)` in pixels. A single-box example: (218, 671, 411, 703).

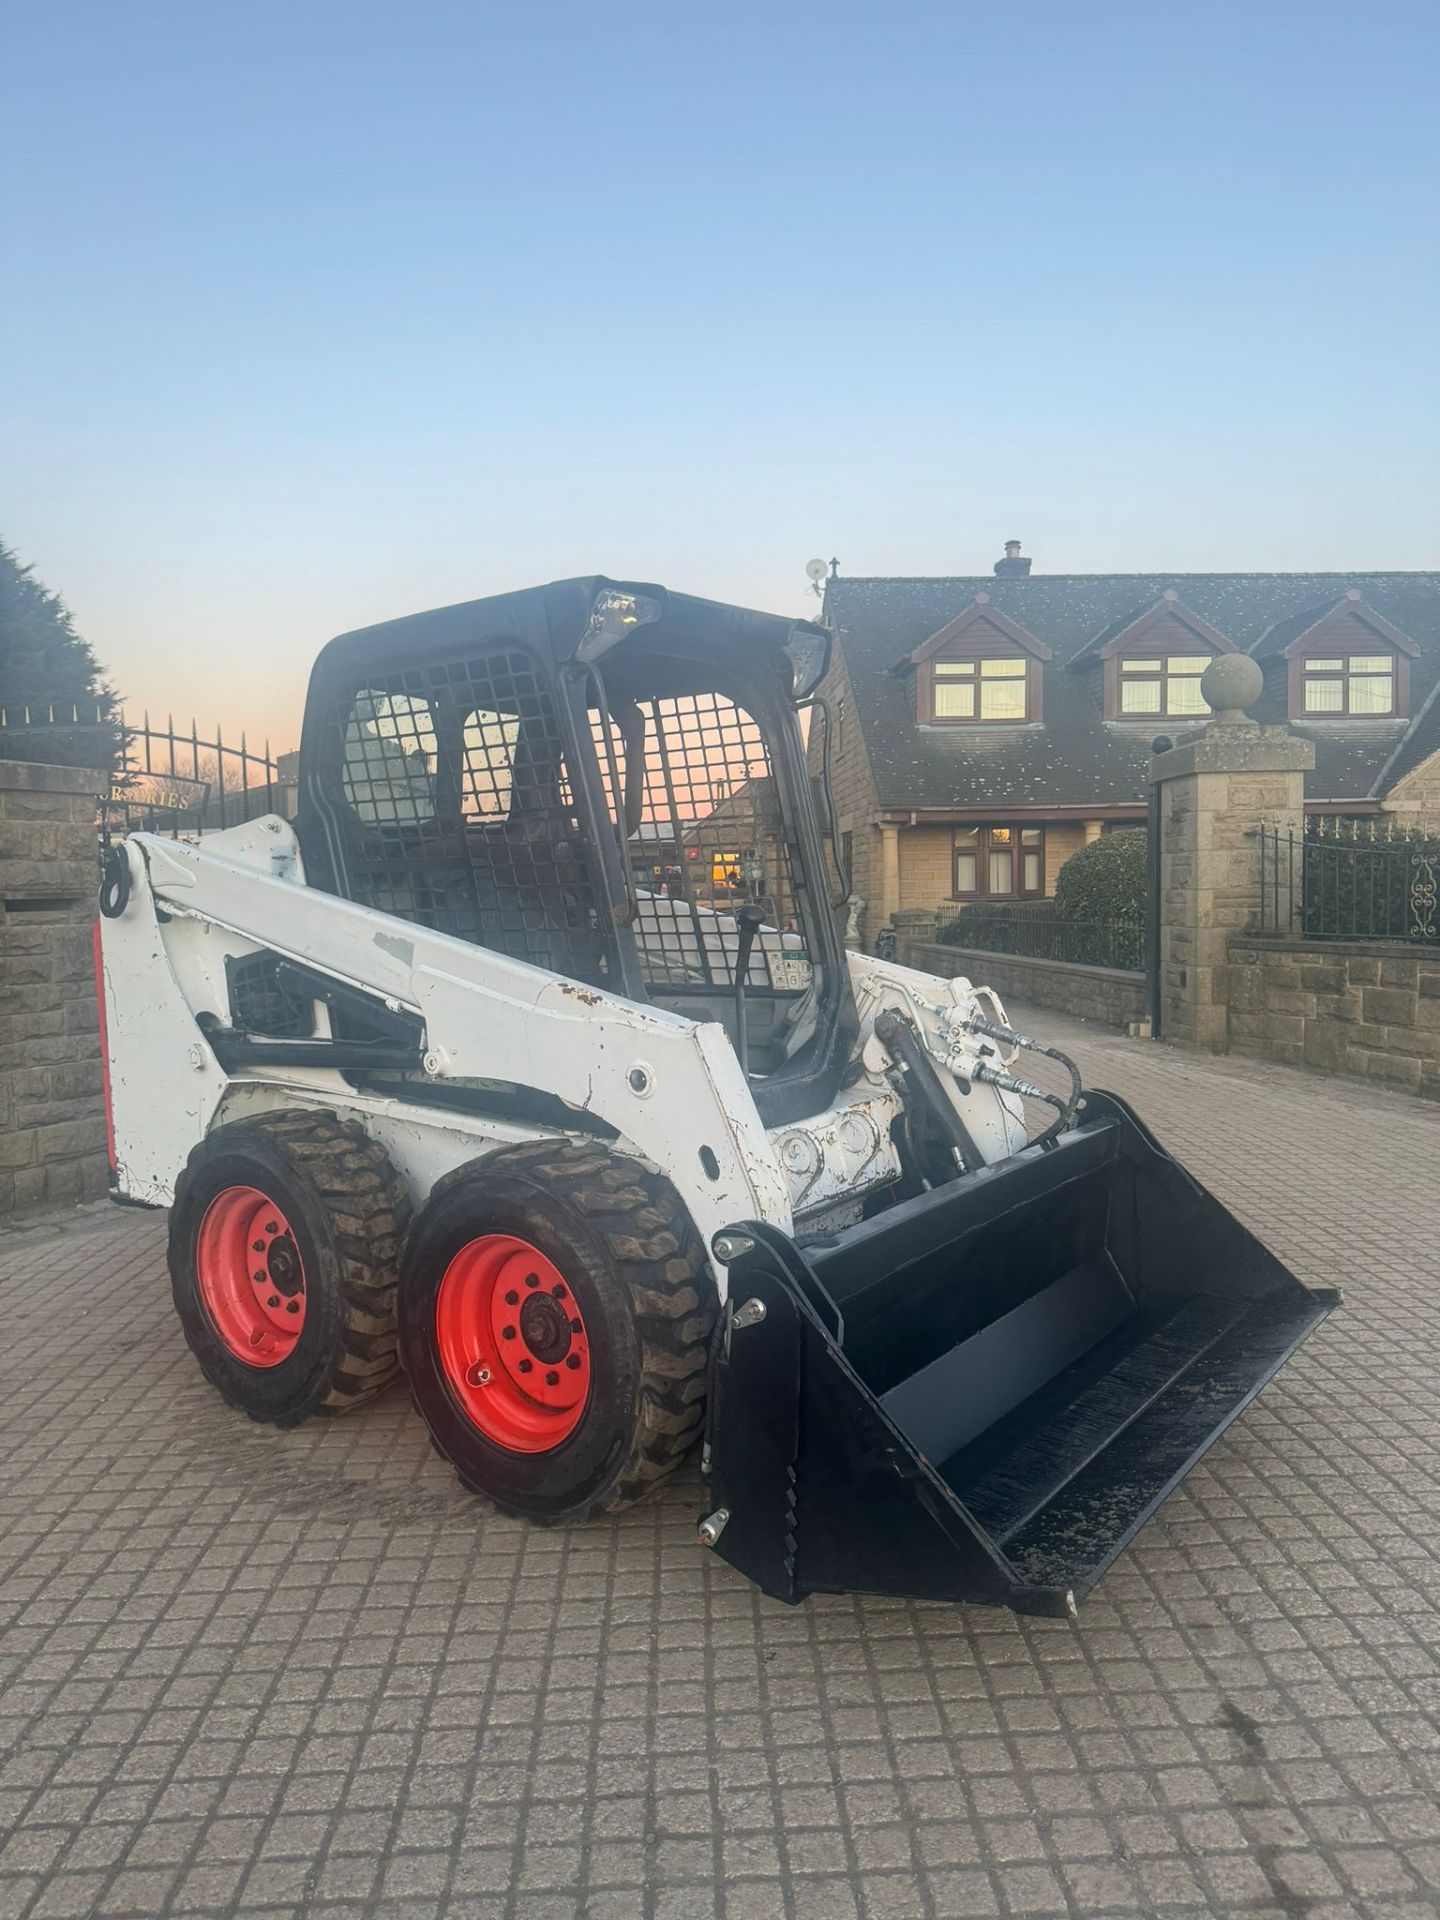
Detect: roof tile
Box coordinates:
(826, 572, 1440, 806)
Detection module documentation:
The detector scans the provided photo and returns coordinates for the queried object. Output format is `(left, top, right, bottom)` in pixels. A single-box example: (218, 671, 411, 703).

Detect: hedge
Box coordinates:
(1052, 829, 1148, 924)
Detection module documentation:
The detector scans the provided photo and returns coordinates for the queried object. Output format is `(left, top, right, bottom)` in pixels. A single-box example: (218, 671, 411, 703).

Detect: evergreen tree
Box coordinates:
(0, 542, 114, 716)
(0, 542, 118, 766)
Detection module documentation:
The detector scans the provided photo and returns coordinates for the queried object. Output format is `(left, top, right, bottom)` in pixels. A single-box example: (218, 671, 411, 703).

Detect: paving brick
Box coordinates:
(1, 1007, 1438, 1916)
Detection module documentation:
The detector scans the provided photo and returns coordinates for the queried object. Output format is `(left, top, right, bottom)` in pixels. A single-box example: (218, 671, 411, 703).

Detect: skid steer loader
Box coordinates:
(95, 577, 1336, 1616)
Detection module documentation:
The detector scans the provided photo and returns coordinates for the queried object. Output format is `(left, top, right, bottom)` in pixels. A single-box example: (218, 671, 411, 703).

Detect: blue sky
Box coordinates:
(2, 0, 1437, 747)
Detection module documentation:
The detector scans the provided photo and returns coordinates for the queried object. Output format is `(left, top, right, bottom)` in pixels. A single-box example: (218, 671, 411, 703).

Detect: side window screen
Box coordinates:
(461, 708, 521, 820)
(325, 649, 608, 987)
(342, 692, 436, 824)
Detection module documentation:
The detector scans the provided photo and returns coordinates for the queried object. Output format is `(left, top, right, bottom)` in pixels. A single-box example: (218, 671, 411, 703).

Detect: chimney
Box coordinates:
(994, 539, 1032, 578)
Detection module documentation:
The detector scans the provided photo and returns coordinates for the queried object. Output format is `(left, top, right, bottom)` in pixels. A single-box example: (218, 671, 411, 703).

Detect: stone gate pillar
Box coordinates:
(0, 758, 110, 1213)
(1149, 659, 1313, 1051)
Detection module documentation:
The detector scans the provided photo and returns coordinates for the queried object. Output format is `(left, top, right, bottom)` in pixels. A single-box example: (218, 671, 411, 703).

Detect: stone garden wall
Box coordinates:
(898, 938, 1146, 1031)
(1228, 936, 1440, 1101)
(0, 760, 110, 1214)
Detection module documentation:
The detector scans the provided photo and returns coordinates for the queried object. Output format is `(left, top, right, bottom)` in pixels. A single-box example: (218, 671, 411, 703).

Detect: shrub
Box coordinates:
(1052, 828, 1147, 925)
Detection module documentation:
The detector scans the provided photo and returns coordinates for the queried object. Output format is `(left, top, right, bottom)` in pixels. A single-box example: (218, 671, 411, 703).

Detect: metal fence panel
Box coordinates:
(1259, 824, 1438, 946)
(937, 907, 1145, 970)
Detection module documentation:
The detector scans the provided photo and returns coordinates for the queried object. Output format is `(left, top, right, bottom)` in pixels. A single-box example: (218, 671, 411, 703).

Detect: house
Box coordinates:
(814, 547, 1440, 947)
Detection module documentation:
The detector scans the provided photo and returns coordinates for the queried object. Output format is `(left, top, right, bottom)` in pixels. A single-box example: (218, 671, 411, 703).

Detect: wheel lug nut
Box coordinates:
(524, 1273, 539, 1289)
(518, 1358, 533, 1374)
(265, 1221, 279, 1233)
(570, 1317, 582, 1333)
(545, 1370, 559, 1386)
(268, 1295, 280, 1308)
(501, 1326, 516, 1340)
(254, 1271, 265, 1283)
(552, 1283, 566, 1299)
(504, 1290, 518, 1306)
(253, 1240, 265, 1253)
(285, 1301, 299, 1315)
(565, 1354, 581, 1370)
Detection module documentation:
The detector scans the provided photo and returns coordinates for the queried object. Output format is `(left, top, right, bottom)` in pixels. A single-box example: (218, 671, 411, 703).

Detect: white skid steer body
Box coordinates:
(97, 815, 1027, 1287)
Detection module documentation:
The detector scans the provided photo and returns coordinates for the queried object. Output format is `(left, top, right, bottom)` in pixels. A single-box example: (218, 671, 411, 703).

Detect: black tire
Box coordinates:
(169, 1109, 410, 1427)
(399, 1139, 715, 1523)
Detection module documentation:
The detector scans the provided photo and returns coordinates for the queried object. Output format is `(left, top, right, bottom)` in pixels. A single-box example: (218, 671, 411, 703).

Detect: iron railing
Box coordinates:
(103, 714, 282, 841)
(0, 698, 113, 728)
(1, 701, 284, 840)
(937, 906, 1145, 970)
(1259, 822, 1438, 945)
(0, 697, 119, 771)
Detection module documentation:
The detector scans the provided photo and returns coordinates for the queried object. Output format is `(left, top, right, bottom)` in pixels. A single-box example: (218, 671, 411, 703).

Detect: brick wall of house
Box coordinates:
(897, 826, 956, 916)
(1383, 754, 1440, 836)
(1044, 823, 1088, 893)
(0, 761, 110, 1214)
(1228, 937, 1440, 1100)
(893, 820, 1091, 931)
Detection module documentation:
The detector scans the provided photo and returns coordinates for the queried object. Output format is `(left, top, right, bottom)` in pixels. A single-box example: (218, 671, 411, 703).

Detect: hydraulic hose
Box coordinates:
(874, 1008, 985, 1175)
(964, 1014, 1083, 1150)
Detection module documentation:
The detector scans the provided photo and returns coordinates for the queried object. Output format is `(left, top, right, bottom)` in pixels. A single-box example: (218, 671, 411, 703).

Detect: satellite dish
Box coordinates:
(805, 557, 829, 583)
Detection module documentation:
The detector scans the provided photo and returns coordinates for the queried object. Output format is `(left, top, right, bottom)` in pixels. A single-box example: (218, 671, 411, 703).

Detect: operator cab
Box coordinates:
(295, 578, 855, 1125)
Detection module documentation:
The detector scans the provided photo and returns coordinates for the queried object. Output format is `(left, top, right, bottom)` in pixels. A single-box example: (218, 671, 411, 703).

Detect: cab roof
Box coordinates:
(310, 575, 825, 683)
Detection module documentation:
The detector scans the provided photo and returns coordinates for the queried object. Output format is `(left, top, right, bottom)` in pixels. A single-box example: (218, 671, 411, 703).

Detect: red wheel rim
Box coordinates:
(434, 1234, 591, 1453)
(196, 1185, 307, 1368)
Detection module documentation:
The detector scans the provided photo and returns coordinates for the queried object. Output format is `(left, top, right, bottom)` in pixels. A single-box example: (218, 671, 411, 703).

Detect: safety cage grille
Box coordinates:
(325, 649, 611, 985)
(590, 690, 812, 999)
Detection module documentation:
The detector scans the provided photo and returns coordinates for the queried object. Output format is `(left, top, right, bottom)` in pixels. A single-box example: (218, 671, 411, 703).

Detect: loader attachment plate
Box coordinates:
(703, 1090, 1338, 1616)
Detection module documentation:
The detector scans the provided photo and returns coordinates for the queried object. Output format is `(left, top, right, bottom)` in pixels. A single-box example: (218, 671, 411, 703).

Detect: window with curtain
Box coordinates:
(1301, 654, 1395, 716)
(953, 825, 1044, 898)
(1117, 654, 1213, 716)
(932, 656, 1030, 721)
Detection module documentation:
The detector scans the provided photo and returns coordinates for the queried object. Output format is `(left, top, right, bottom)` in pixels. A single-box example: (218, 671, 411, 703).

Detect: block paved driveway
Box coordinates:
(2, 1010, 1440, 1920)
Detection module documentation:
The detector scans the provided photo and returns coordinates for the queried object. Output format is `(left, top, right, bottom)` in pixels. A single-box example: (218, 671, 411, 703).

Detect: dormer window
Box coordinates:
(1087, 595, 1238, 721)
(1273, 595, 1416, 723)
(933, 656, 1029, 721)
(904, 596, 1051, 727)
(1118, 654, 1212, 717)
(1302, 654, 1395, 716)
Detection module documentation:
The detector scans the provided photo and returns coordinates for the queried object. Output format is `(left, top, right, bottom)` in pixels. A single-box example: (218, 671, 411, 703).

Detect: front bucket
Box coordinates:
(703, 1090, 1337, 1617)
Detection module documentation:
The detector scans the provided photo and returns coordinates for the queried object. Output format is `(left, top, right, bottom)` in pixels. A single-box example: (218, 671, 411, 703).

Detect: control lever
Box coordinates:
(732, 904, 768, 1078)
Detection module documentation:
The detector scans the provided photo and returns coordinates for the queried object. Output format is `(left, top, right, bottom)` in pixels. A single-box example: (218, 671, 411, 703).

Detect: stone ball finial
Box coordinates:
(1201, 653, 1264, 726)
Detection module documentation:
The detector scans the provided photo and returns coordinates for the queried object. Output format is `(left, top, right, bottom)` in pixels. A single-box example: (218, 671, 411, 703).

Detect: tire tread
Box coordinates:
(171, 1108, 410, 1424)
(420, 1140, 714, 1519)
